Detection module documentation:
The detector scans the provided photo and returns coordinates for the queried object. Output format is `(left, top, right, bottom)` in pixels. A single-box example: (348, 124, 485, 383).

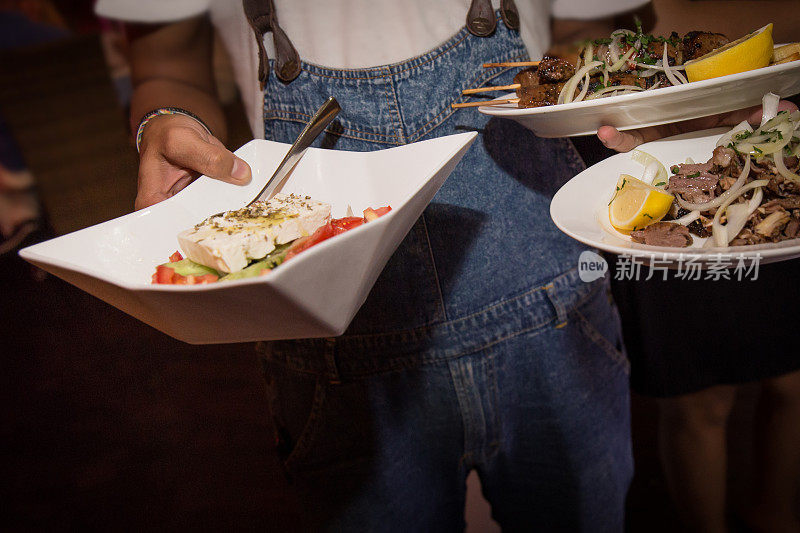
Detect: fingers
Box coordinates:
(744, 100, 799, 126)
(160, 126, 251, 185)
(597, 125, 647, 153)
(135, 156, 195, 210)
(597, 100, 800, 154)
(135, 115, 253, 210)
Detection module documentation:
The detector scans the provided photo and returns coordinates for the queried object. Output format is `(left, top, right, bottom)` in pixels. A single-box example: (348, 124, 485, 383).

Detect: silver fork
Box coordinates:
(247, 96, 341, 206)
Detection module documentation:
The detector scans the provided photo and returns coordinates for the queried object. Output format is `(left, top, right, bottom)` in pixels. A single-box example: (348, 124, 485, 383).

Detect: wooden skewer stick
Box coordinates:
(462, 83, 521, 95)
(482, 60, 540, 68)
(451, 98, 519, 109)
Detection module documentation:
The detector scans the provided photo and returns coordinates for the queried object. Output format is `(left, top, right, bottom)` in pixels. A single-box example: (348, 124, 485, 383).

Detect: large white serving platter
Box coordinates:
(550, 128, 800, 266)
(19, 133, 477, 344)
(479, 60, 800, 137)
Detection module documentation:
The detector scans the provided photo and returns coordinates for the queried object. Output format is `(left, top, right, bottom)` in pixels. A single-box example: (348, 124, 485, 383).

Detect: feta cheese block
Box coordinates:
(177, 193, 331, 273)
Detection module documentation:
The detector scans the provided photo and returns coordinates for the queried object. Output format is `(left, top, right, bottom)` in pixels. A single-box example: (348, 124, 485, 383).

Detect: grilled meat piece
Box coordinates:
(754, 210, 791, 237)
(608, 72, 648, 89)
(645, 34, 681, 65)
(767, 173, 800, 196)
(518, 82, 565, 107)
(668, 173, 719, 203)
(676, 161, 714, 175)
(762, 197, 800, 211)
(630, 222, 693, 247)
(711, 146, 736, 168)
(784, 219, 800, 239)
(730, 228, 769, 246)
(682, 31, 730, 61)
(673, 208, 713, 237)
(688, 218, 713, 237)
(651, 72, 673, 88)
(536, 55, 576, 83)
(513, 67, 539, 90)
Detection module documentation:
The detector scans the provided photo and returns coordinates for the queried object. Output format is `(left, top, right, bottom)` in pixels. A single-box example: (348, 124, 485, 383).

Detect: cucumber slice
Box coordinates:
(162, 258, 220, 277)
(219, 243, 291, 282)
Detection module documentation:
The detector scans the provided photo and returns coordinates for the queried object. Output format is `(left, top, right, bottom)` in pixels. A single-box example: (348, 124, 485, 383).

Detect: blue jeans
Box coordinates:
(257, 15, 631, 532)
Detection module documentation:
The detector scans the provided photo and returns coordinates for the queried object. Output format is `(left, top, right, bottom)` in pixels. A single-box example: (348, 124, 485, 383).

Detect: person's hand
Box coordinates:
(597, 100, 799, 153)
(135, 114, 252, 210)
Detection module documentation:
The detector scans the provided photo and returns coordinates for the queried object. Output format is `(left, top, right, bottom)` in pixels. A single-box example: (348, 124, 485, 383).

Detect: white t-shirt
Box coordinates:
(97, 0, 648, 137)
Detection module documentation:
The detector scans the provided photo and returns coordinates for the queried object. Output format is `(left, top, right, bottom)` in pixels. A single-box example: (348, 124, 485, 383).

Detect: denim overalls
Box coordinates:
(255, 14, 632, 532)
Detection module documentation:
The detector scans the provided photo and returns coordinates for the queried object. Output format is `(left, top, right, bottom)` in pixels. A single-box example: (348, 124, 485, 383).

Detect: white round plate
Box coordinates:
(479, 60, 800, 137)
(550, 128, 800, 266)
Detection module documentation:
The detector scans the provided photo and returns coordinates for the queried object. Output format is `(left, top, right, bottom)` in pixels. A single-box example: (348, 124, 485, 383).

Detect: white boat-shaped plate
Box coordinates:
(479, 60, 800, 137)
(550, 128, 800, 266)
(19, 133, 477, 344)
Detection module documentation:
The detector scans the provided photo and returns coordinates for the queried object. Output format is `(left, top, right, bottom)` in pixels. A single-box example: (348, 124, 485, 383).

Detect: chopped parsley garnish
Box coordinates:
(686, 172, 701, 178)
(608, 178, 627, 205)
(670, 165, 680, 174)
(639, 54, 657, 65)
(654, 181, 666, 187)
(643, 213, 653, 219)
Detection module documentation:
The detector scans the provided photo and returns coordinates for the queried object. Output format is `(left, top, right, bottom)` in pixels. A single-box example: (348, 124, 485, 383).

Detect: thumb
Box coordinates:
(597, 125, 646, 153)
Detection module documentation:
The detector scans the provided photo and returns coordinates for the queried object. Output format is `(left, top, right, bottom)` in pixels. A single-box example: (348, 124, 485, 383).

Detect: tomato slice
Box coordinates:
(284, 222, 336, 262)
(332, 216, 365, 234)
(193, 274, 219, 284)
(169, 251, 183, 263)
(154, 265, 176, 284)
(363, 206, 391, 221)
(153, 264, 218, 285)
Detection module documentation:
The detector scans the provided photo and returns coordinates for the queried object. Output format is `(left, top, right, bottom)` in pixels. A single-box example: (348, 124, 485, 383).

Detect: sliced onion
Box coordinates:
(585, 85, 645, 99)
(760, 92, 780, 126)
(609, 30, 633, 65)
(716, 120, 753, 148)
(726, 188, 763, 244)
(558, 61, 602, 104)
(662, 44, 685, 86)
(774, 152, 800, 183)
(636, 68, 660, 77)
(596, 44, 610, 64)
(710, 180, 767, 247)
(583, 42, 594, 66)
(677, 157, 751, 211)
(737, 121, 794, 156)
(572, 72, 593, 103)
(631, 149, 668, 187)
(608, 47, 636, 72)
(669, 210, 701, 225)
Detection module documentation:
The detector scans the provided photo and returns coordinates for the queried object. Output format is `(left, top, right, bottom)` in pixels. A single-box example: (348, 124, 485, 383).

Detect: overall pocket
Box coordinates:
(572, 282, 630, 374)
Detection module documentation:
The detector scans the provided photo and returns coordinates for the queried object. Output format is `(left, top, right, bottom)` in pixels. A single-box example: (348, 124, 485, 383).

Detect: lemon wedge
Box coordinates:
(684, 24, 773, 82)
(609, 174, 674, 232)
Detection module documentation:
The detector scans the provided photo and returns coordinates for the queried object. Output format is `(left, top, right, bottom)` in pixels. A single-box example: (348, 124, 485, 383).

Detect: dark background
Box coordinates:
(0, 4, 793, 531)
